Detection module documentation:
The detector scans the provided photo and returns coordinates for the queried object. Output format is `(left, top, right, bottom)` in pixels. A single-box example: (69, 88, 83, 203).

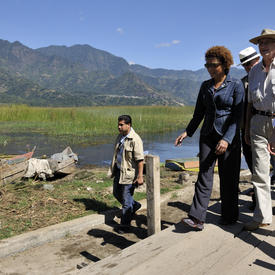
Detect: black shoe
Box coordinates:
(133, 202, 141, 215)
(114, 225, 131, 234)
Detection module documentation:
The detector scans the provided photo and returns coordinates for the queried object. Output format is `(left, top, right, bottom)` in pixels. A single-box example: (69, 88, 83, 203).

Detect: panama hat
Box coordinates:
(250, 28, 275, 45)
(238, 47, 260, 66)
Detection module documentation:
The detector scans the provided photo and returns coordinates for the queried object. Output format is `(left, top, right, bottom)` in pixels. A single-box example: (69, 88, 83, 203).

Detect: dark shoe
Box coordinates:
(132, 202, 141, 215)
(114, 225, 131, 234)
(181, 217, 204, 231)
(243, 221, 270, 231)
(219, 218, 237, 225)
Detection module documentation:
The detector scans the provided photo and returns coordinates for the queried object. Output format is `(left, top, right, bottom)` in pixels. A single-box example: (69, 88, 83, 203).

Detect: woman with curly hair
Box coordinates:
(175, 46, 244, 230)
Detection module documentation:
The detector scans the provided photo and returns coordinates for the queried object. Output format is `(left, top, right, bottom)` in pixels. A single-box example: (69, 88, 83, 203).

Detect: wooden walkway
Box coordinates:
(75, 192, 275, 275)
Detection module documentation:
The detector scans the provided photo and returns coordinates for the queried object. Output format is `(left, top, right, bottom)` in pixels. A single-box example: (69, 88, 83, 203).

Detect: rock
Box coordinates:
(43, 184, 54, 191)
(178, 173, 190, 184)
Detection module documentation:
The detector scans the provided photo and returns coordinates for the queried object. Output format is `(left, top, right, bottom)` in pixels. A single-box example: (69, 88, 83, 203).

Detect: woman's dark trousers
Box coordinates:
(189, 131, 241, 223)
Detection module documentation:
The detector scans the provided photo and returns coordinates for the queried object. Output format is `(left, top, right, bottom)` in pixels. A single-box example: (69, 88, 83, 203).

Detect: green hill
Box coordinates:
(0, 39, 246, 106)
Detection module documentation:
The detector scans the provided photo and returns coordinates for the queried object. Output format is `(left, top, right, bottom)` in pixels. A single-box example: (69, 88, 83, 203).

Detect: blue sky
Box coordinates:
(0, 0, 274, 70)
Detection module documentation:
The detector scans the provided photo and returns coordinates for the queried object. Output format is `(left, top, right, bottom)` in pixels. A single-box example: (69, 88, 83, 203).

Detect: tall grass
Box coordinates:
(0, 105, 194, 142)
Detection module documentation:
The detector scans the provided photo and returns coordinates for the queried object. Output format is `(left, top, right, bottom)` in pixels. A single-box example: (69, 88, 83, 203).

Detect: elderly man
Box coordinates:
(245, 29, 275, 231)
(109, 115, 144, 233)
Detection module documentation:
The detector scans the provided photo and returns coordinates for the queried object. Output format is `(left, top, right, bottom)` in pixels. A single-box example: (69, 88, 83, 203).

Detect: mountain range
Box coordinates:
(0, 39, 246, 106)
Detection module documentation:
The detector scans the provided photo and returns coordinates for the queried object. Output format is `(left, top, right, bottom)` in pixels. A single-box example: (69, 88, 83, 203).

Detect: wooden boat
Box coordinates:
(49, 146, 78, 175)
(24, 146, 78, 180)
(165, 157, 218, 172)
(0, 148, 35, 185)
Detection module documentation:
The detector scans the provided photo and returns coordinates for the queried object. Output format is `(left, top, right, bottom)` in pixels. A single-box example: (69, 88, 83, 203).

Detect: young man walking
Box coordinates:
(109, 115, 144, 233)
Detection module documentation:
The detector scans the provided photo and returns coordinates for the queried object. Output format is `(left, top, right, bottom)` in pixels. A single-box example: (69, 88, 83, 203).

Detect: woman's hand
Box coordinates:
(174, 131, 187, 146)
(215, 139, 228, 155)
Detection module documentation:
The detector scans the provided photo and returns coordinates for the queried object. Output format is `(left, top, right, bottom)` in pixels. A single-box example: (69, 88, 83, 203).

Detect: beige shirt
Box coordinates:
(109, 128, 144, 185)
(248, 59, 275, 112)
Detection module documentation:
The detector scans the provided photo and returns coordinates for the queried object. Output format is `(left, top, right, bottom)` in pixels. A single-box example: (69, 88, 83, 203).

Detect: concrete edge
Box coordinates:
(0, 184, 192, 258)
(0, 213, 105, 258)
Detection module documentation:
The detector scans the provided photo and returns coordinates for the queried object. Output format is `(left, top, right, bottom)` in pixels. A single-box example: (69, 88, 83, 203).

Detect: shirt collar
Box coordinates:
(209, 74, 231, 90)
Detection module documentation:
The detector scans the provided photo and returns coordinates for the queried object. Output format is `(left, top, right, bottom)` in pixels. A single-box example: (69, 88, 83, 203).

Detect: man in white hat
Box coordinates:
(244, 29, 275, 230)
(238, 47, 260, 172)
(238, 47, 260, 210)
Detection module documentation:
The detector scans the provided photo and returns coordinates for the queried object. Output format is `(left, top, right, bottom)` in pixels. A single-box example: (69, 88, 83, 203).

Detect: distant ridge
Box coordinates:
(0, 39, 246, 106)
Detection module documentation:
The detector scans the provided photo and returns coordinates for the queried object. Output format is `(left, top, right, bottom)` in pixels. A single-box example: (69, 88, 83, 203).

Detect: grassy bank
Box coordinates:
(0, 167, 184, 240)
(0, 105, 194, 144)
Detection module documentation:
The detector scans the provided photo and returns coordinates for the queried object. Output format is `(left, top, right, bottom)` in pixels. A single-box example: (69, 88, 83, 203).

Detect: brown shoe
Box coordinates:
(243, 221, 270, 231)
(182, 217, 204, 231)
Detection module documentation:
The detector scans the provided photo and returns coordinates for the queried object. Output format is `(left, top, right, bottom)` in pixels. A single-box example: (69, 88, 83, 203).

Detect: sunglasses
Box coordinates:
(204, 63, 222, 68)
(243, 61, 252, 67)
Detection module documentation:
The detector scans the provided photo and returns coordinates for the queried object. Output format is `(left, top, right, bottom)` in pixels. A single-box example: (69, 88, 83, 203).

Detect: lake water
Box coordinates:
(1, 129, 248, 169)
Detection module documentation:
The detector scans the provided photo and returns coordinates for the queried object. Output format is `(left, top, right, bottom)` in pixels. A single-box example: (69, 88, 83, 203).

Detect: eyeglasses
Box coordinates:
(204, 63, 222, 69)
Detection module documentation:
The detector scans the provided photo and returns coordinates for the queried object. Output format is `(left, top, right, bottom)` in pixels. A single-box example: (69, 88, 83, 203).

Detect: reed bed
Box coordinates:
(0, 105, 194, 143)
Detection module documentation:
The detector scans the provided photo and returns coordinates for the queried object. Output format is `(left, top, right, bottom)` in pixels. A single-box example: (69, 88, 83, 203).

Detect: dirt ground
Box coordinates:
(0, 169, 253, 275)
(0, 165, 199, 240)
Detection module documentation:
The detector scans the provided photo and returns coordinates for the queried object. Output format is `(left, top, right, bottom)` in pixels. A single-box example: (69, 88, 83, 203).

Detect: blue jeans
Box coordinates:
(113, 167, 138, 225)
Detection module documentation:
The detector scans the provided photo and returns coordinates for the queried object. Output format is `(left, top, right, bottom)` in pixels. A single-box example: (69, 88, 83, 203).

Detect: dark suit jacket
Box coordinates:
(186, 75, 244, 144)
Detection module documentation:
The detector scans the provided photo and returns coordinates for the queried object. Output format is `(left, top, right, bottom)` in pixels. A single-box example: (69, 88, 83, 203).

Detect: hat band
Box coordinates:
(240, 52, 258, 63)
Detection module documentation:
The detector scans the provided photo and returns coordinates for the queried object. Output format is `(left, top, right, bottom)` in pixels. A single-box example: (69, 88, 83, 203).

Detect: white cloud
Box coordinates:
(116, 27, 124, 34)
(155, 42, 171, 48)
(155, 40, 181, 48)
(128, 61, 135, 65)
(172, 40, 180, 44)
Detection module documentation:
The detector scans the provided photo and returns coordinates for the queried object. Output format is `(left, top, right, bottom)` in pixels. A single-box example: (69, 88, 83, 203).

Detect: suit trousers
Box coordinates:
(189, 130, 241, 223)
(241, 128, 253, 173)
(250, 114, 273, 224)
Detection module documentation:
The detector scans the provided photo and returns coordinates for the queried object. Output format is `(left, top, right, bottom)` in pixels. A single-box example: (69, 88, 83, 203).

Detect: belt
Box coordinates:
(252, 107, 275, 118)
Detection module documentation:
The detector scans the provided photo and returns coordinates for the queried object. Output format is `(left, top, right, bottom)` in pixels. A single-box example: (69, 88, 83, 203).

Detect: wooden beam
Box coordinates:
(145, 154, 161, 236)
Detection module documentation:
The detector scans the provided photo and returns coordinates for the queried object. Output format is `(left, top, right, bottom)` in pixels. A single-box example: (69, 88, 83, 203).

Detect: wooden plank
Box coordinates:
(0, 150, 34, 184)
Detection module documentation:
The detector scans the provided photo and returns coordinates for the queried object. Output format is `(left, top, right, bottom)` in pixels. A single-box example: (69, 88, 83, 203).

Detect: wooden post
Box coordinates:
(145, 154, 161, 236)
